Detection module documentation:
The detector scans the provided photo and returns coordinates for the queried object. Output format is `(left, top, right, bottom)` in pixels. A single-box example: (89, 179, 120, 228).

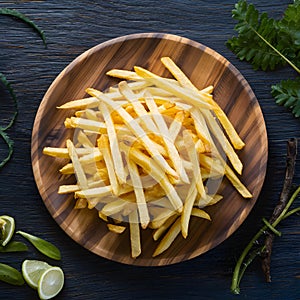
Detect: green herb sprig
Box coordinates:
(0, 8, 46, 170)
(0, 8, 46, 47)
(231, 186, 300, 294)
(227, 0, 300, 117)
(231, 139, 299, 294)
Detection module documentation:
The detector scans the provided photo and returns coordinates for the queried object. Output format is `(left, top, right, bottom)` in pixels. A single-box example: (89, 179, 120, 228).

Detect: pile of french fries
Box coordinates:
(43, 57, 252, 258)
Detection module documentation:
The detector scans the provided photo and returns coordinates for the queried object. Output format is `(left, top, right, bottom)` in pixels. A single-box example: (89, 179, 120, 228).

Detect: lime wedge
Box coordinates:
(22, 260, 51, 289)
(0, 215, 15, 246)
(38, 266, 64, 300)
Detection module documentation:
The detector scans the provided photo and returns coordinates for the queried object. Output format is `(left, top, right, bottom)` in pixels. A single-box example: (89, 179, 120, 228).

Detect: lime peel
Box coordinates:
(22, 260, 51, 289)
(38, 266, 64, 300)
(0, 215, 15, 246)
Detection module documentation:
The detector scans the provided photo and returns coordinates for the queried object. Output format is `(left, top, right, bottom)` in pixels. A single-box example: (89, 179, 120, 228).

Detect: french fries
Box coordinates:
(43, 57, 252, 258)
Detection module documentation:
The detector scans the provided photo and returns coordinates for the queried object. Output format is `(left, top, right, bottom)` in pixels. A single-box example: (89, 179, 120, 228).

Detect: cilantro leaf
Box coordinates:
(271, 77, 300, 118)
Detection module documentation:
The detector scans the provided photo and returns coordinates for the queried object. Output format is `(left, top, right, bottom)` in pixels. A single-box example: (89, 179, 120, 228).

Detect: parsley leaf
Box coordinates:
(227, 0, 300, 117)
(227, 0, 300, 72)
(227, 1, 282, 71)
(272, 77, 300, 118)
(277, 1, 300, 68)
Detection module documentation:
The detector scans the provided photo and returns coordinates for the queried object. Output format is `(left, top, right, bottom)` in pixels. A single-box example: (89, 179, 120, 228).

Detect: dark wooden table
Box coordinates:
(0, 0, 299, 299)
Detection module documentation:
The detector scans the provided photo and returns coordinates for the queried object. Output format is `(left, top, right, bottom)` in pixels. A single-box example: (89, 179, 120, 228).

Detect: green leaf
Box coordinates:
(0, 241, 28, 253)
(277, 1, 300, 68)
(227, 0, 283, 71)
(271, 77, 300, 117)
(0, 263, 24, 286)
(227, 0, 300, 72)
(0, 130, 14, 169)
(0, 72, 18, 131)
(17, 231, 61, 260)
(0, 8, 46, 47)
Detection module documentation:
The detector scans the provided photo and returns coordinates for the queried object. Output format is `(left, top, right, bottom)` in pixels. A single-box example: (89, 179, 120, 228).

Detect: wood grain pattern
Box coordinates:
(31, 32, 267, 266)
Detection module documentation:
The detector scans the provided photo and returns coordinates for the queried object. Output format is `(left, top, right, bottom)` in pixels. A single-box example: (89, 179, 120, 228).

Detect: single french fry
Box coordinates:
(75, 185, 112, 199)
(129, 209, 141, 258)
(98, 211, 108, 222)
(99, 101, 126, 184)
(191, 208, 211, 220)
(211, 103, 245, 150)
(58, 184, 80, 194)
(161, 57, 199, 92)
(109, 80, 151, 96)
(127, 157, 150, 229)
(134, 66, 212, 110)
(59, 156, 106, 176)
(59, 163, 74, 174)
(101, 198, 128, 216)
(181, 179, 198, 238)
(74, 198, 87, 209)
(66, 139, 88, 189)
(224, 164, 252, 198)
(183, 130, 206, 197)
(194, 194, 223, 208)
(152, 216, 181, 257)
(203, 109, 243, 175)
(152, 214, 178, 241)
(97, 135, 120, 195)
(107, 223, 126, 234)
(67, 117, 107, 134)
(106, 69, 144, 81)
(43, 147, 101, 158)
(57, 97, 99, 110)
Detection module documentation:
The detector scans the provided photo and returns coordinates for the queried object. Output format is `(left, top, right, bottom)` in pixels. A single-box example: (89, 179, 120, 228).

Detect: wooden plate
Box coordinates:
(31, 33, 268, 266)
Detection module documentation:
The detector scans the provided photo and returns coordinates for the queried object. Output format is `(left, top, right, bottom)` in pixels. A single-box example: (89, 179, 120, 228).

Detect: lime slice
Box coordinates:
(38, 266, 64, 300)
(22, 260, 51, 289)
(0, 215, 15, 246)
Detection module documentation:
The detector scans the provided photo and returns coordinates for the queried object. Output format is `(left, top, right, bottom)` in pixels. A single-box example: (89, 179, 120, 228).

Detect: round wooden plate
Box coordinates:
(31, 33, 268, 266)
